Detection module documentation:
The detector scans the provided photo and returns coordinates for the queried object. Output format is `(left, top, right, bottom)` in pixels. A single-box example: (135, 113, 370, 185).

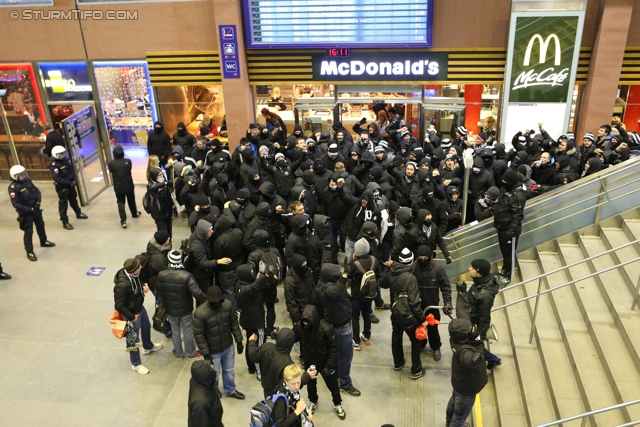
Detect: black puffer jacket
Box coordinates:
(147, 121, 172, 163)
(468, 273, 499, 340)
(391, 207, 413, 261)
(284, 255, 316, 324)
(113, 268, 144, 321)
(107, 145, 134, 194)
(380, 262, 423, 326)
(188, 360, 224, 427)
(317, 264, 352, 327)
(293, 305, 339, 373)
(193, 298, 242, 356)
(469, 157, 496, 202)
(413, 257, 452, 308)
(189, 220, 219, 282)
(212, 216, 245, 272)
(259, 181, 287, 237)
(449, 320, 488, 396)
(493, 183, 526, 237)
(236, 266, 266, 331)
(157, 268, 206, 317)
(146, 239, 169, 293)
(248, 328, 303, 396)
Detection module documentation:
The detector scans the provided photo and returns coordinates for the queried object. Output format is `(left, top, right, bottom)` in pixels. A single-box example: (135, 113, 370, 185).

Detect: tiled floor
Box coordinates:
(0, 182, 459, 427)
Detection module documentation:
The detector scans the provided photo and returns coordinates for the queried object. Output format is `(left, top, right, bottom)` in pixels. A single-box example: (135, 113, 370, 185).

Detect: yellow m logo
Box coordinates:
(523, 34, 561, 66)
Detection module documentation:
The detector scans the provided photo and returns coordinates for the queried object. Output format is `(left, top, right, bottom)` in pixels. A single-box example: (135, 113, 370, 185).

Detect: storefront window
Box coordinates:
(0, 63, 48, 179)
(0, 0, 53, 6)
(155, 85, 226, 144)
(93, 61, 157, 148)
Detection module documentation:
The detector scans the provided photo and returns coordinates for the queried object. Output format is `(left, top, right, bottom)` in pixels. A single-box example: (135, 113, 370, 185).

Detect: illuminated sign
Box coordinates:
(45, 70, 92, 92)
(39, 62, 94, 101)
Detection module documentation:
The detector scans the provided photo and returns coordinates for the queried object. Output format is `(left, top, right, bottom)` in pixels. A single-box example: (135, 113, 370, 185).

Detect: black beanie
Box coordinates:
(207, 285, 224, 302)
(502, 170, 519, 188)
(416, 245, 432, 259)
(154, 230, 170, 245)
(516, 164, 528, 176)
(471, 259, 491, 276)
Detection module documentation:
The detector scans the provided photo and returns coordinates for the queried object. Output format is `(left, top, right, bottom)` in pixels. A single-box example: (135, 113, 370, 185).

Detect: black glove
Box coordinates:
(35, 202, 41, 211)
(321, 367, 335, 377)
(70, 180, 77, 187)
(204, 354, 212, 362)
(443, 303, 453, 317)
(471, 352, 481, 363)
(359, 118, 367, 125)
(445, 256, 452, 265)
(237, 342, 244, 355)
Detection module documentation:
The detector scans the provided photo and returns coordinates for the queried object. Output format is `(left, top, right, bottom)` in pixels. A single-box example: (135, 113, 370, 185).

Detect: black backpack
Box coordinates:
(152, 304, 170, 334)
(354, 258, 378, 299)
(180, 238, 197, 272)
(391, 274, 417, 330)
(142, 190, 153, 214)
(134, 252, 151, 284)
(249, 392, 288, 427)
(260, 248, 283, 284)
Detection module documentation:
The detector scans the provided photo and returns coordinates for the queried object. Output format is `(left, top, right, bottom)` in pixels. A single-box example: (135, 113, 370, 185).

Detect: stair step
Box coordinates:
(536, 250, 626, 426)
(497, 263, 557, 426)
(600, 227, 640, 297)
(517, 257, 586, 423)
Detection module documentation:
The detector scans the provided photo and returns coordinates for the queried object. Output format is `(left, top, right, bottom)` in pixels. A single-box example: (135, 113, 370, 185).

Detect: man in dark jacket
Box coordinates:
(307, 214, 332, 284)
(212, 216, 245, 304)
(107, 145, 140, 228)
(446, 318, 488, 427)
(174, 121, 196, 158)
(114, 258, 162, 375)
(157, 250, 206, 359)
(146, 230, 170, 306)
(413, 245, 452, 361)
(188, 360, 224, 427)
(493, 170, 526, 285)
(148, 121, 172, 166)
(467, 156, 495, 223)
(259, 181, 287, 259)
(293, 305, 345, 419)
(243, 202, 273, 254)
(284, 255, 316, 328)
(380, 248, 427, 379)
(188, 219, 231, 294)
(285, 215, 311, 267)
(474, 186, 500, 222)
(411, 186, 448, 237)
(49, 145, 88, 230)
(147, 167, 174, 238)
(323, 173, 348, 263)
(390, 207, 413, 262)
(43, 123, 65, 158)
(317, 263, 360, 397)
(467, 259, 501, 369)
(193, 286, 245, 399)
(349, 238, 382, 350)
(404, 209, 451, 264)
(336, 181, 381, 263)
(235, 264, 268, 380)
(209, 173, 237, 212)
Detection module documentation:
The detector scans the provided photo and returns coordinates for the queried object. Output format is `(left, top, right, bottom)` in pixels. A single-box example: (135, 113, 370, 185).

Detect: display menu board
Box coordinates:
(243, 0, 433, 48)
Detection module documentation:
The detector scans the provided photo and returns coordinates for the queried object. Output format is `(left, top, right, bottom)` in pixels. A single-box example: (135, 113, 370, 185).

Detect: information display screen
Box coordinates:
(243, 0, 433, 48)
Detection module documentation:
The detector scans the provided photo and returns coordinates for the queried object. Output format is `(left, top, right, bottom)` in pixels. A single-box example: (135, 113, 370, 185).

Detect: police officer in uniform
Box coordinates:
(8, 165, 55, 261)
(50, 146, 88, 230)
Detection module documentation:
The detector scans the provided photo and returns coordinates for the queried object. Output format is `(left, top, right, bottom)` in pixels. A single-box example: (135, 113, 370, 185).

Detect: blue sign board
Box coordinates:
(219, 25, 241, 79)
(39, 62, 94, 102)
(86, 267, 106, 276)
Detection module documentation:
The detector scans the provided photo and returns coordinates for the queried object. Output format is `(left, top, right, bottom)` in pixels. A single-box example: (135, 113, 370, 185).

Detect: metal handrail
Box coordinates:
(536, 398, 640, 427)
(616, 421, 640, 427)
(495, 237, 640, 296)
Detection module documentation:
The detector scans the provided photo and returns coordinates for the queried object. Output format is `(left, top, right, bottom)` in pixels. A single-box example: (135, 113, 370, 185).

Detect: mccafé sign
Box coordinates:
(508, 16, 579, 103)
(312, 52, 447, 81)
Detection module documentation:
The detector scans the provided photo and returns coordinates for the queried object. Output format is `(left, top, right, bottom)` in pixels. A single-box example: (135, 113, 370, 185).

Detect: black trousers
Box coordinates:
(304, 360, 342, 406)
(391, 324, 422, 375)
(497, 231, 519, 279)
(22, 210, 47, 252)
(115, 191, 138, 221)
(420, 308, 442, 351)
(58, 186, 81, 223)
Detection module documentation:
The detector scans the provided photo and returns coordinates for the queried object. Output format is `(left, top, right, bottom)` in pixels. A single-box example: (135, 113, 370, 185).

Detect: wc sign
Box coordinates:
(508, 16, 579, 103)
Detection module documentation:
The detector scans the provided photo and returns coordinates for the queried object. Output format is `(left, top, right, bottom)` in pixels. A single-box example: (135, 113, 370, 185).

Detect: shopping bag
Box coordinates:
(110, 310, 127, 339)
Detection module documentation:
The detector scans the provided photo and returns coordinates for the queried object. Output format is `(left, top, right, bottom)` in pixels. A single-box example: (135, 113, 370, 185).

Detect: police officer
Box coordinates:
(8, 165, 55, 261)
(50, 146, 88, 230)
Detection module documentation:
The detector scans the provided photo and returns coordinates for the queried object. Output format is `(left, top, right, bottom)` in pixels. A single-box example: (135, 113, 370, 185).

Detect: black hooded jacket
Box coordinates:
(259, 181, 287, 237)
(468, 273, 499, 340)
(236, 266, 267, 330)
(413, 255, 451, 308)
(307, 214, 332, 283)
(243, 203, 274, 253)
(107, 145, 134, 194)
(247, 230, 282, 303)
(391, 207, 413, 261)
(174, 122, 197, 158)
(449, 320, 488, 397)
(293, 305, 339, 373)
(469, 157, 496, 202)
(113, 268, 145, 321)
(404, 209, 450, 258)
(209, 173, 237, 211)
(285, 215, 311, 266)
(212, 216, 245, 272)
(148, 121, 172, 162)
(493, 182, 526, 237)
(317, 264, 352, 327)
(410, 187, 448, 237)
(188, 361, 224, 427)
(338, 188, 381, 240)
(284, 255, 316, 324)
(188, 220, 219, 283)
(379, 262, 423, 326)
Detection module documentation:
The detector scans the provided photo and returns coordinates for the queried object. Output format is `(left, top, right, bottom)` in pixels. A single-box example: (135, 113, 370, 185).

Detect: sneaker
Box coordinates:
(307, 401, 317, 414)
(434, 349, 441, 361)
(352, 340, 362, 351)
(132, 211, 142, 218)
(411, 368, 427, 379)
(340, 387, 361, 397)
(487, 358, 503, 370)
(131, 364, 149, 375)
(141, 343, 162, 355)
(0, 272, 11, 280)
(76, 213, 88, 219)
(227, 390, 245, 400)
(499, 276, 511, 287)
(40, 241, 56, 247)
(334, 404, 346, 420)
(27, 252, 37, 262)
(375, 303, 391, 310)
(172, 349, 185, 360)
(120, 221, 127, 229)
(370, 314, 380, 324)
(360, 333, 371, 346)
(394, 360, 405, 371)
(63, 222, 74, 230)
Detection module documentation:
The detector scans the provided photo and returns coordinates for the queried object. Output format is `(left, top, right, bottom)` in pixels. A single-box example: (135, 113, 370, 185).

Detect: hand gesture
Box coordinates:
(217, 257, 232, 265)
(295, 398, 307, 416)
(249, 333, 258, 342)
(337, 178, 345, 188)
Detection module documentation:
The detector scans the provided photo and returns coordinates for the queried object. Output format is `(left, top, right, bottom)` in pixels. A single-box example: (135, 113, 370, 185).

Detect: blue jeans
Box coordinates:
(446, 389, 476, 427)
(217, 270, 238, 305)
(129, 306, 154, 366)
(334, 322, 354, 390)
(345, 237, 356, 266)
(167, 313, 197, 359)
(352, 298, 372, 344)
(484, 347, 500, 365)
(211, 344, 237, 396)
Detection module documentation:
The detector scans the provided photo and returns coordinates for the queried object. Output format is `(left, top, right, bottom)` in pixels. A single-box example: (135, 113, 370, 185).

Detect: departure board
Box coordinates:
(243, 0, 434, 49)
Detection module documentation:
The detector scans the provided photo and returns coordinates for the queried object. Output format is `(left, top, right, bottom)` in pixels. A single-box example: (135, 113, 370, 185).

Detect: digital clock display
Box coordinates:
(326, 48, 350, 57)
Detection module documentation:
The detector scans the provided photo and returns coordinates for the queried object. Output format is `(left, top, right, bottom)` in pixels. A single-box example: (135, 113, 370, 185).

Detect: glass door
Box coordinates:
(61, 106, 109, 205)
(422, 98, 466, 139)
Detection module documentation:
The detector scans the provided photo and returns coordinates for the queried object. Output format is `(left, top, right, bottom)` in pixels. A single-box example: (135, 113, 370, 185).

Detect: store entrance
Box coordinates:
(422, 98, 466, 139)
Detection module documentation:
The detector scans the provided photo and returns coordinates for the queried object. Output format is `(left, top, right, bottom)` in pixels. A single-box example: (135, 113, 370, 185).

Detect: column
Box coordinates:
(212, 0, 255, 151)
(576, 0, 633, 140)
(464, 85, 483, 135)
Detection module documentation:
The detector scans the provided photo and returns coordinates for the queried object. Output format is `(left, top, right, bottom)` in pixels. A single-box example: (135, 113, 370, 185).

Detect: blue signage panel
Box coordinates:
(219, 25, 241, 79)
(243, 0, 434, 49)
(39, 62, 93, 102)
(86, 267, 106, 276)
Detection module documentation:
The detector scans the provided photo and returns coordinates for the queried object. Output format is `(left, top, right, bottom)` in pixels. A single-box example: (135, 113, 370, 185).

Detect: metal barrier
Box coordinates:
(535, 399, 640, 427)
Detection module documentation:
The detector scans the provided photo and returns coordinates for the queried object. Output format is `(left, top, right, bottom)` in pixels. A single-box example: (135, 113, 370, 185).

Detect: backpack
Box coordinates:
(134, 252, 151, 284)
(142, 190, 153, 214)
(260, 249, 283, 284)
(354, 258, 377, 299)
(152, 303, 170, 334)
(180, 238, 196, 272)
(250, 392, 289, 427)
(391, 274, 417, 330)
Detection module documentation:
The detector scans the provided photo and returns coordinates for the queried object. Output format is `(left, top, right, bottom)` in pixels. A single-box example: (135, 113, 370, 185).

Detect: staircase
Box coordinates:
(478, 208, 640, 426)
